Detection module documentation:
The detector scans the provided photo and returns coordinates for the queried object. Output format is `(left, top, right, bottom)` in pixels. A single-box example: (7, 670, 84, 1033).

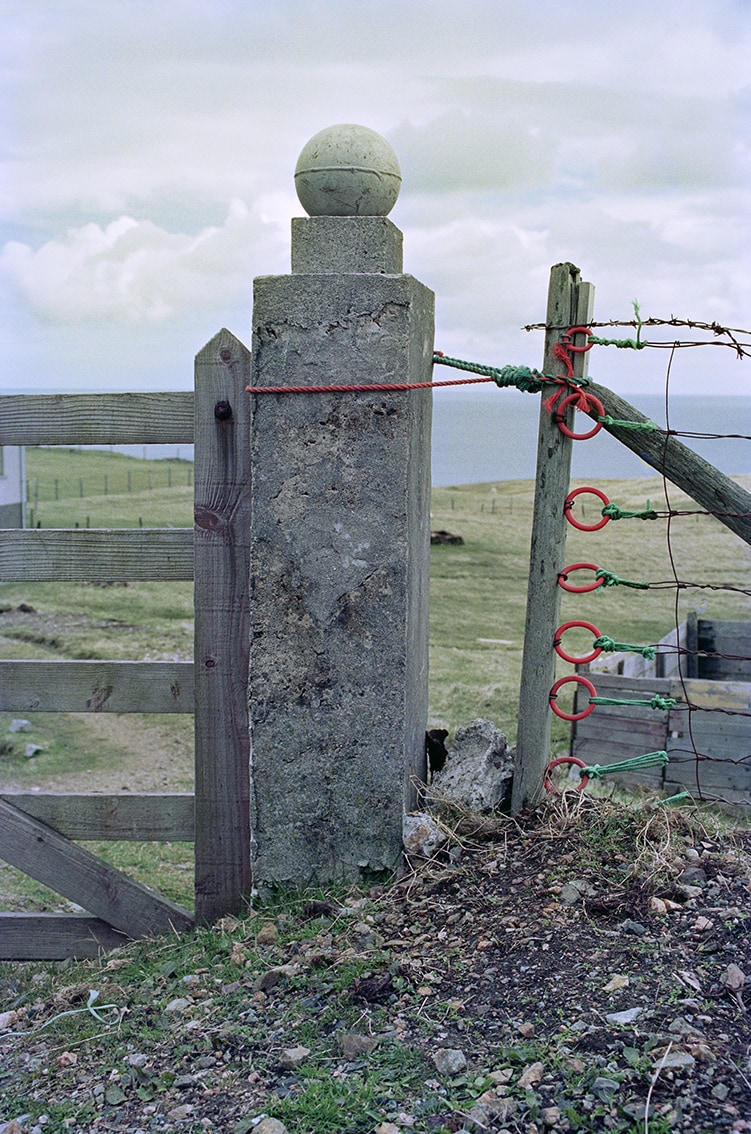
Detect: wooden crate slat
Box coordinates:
(0, 799, 193, 938)
(0, 392, 194, 445)
(0, 660, 194, 713)
(0, 914, 129, 960)
(0, 529, 193, 581)
(0, 793, 195, 841)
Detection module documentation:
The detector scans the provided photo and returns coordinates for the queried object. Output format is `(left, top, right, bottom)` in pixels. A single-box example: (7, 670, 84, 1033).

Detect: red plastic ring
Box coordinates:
(544, 756, 590, 794)
(564, 486, 611, 532)
(554, 621, 603, 665)
(549, 675, 597, 721)
(561, 327, 594, 353)
(554, 392, 605, 441)
(558, 563, 605, 593)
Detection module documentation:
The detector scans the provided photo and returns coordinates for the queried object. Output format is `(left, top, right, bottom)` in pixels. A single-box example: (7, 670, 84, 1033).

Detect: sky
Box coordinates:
(1, 0, 750, 401)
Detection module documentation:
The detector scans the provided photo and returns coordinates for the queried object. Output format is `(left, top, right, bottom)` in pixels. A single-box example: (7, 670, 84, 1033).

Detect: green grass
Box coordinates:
(25, 446, 193, 529)
(2, 448, 750, 911)
(429, 476, 751, 743)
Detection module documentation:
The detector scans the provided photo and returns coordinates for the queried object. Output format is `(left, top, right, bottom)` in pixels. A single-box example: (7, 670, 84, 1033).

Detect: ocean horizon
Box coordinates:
(30, 393, 750, 486)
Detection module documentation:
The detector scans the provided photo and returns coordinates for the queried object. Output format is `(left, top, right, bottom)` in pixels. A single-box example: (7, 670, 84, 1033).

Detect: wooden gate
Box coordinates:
(0, 329, 251, 959)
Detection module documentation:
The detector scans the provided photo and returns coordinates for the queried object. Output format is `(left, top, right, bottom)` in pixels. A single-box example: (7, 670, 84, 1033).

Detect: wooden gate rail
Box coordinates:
(0, 660, 194, 713)
(0, 392, 193, 446)
(0, 328, 252, 958)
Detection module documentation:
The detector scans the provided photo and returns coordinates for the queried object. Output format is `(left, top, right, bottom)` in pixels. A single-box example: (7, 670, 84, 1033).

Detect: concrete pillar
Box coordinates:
(248, 125, 434, 888)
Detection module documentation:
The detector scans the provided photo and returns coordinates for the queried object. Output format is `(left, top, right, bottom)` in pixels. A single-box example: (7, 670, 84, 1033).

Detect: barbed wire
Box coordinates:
(522, 316, 751, 359)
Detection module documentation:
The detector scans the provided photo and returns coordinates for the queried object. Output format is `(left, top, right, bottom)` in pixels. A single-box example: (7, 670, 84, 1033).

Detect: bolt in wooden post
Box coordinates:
(512, 263, 594, 813)
(248, 125, 434, 889)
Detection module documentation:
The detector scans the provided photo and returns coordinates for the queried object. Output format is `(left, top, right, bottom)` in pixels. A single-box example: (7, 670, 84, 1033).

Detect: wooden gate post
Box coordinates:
(194, 329, 253, 921)
(247, 126, 434, 888)
(512, 264, 594, 813)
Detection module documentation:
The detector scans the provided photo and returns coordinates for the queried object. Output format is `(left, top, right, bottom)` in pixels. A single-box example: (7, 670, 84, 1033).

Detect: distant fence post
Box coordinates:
(512, 263, 595, 813)
(247, 125, 434, 888)
(194, 329, 252, 921)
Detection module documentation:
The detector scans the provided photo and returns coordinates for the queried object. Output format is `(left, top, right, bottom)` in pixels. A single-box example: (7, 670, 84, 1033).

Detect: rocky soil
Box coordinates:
(1, 795, 749, 1134)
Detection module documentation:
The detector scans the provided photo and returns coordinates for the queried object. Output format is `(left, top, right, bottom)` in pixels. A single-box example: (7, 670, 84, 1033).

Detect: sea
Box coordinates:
(89, 394, 750, 486)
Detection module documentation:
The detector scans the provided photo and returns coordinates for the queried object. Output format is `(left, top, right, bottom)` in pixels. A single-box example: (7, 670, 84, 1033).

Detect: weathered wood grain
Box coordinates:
(0, 799, 194, 938)
(0, 529, 193, 581)
(193, 329, 253, 921)
(513, 264, 595, 813)
(582, 379, 751, 546)
(0, 914, 128, 959)
(0, 793, 195, 840)
(0, 392, 194, 445)
(0, 660, 194, 712)
(572, 672, 751, 799)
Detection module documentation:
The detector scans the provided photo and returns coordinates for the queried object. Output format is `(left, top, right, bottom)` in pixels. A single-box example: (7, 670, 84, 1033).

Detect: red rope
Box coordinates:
(245, 375, 498, 395)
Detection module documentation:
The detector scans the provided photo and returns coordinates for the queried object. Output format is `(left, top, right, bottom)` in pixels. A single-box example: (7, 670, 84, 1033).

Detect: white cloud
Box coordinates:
(1, 0, 750, 397)
(0, 197, 290, 323)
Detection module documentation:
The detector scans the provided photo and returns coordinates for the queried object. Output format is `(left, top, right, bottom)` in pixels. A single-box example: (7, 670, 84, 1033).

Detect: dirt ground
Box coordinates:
(1, 796, 750, 1134)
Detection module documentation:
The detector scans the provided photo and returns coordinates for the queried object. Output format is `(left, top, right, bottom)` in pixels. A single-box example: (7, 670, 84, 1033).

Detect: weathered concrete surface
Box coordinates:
(248, 216, 434, 887)
(291, 217, 403, 274)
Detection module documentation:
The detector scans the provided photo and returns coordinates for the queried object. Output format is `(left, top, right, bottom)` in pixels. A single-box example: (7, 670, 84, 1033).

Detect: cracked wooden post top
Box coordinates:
(247, 126, 434, 891)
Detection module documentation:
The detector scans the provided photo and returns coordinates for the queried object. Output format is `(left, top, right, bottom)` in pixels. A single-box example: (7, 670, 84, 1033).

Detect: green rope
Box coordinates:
(595, 569, 650, 590)
(654, 791, 691, 808)
(433, 353, 546, 393)
(597, 414, 660, 432)
(431, 353, 590, 394)
(601, 500, 659, 522)
(588, 335, 647, 350)
(582, 750, 669, 779)
(593, 635, 657, 660)
(590, 694, 677, 711)
(588, 301, 647, 351)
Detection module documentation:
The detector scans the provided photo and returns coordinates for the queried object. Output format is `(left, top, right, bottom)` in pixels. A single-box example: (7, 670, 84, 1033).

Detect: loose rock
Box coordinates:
(431, 1048, 467, 1075)
(428, 719, 513, 812)
(279, 1045, 311, 1070)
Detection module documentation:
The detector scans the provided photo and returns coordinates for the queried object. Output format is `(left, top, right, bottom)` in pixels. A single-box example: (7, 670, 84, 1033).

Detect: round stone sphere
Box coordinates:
(294, 124, 402, 217)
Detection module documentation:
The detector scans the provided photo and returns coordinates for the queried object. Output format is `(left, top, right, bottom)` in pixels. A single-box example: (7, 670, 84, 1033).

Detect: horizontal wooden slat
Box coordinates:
(0, 793, 195, 840)
(0, 529, 193, 581)
(0, 660, 194, 713)
(0, 800, 194, 938)
(0, 913, 129, 959)
(0, 392, 194, 445)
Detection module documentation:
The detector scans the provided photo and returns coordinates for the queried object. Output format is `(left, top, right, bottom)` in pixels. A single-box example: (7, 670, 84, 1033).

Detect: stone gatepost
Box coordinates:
(248, 125, 435, 888)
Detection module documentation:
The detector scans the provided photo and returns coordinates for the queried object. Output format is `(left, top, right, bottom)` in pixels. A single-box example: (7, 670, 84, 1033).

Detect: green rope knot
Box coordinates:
(582, 750, 669, 779)
(431, 352, 591, 395)
(601, 500, 659, 522)
(594, 569, 650, 590)
(492, 364, 546, 393)
(649, 694, 677, 711)
(593, 635, 657, 660)
(597, 415, 660, 432)
(590, 694, 677, 711)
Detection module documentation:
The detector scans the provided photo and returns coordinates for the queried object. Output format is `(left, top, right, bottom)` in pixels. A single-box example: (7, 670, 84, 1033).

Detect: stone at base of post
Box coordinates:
(248, 215, 434, 889)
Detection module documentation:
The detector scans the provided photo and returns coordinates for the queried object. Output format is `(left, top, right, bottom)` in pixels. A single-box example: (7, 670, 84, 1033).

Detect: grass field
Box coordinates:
(1, 447, 749, 910)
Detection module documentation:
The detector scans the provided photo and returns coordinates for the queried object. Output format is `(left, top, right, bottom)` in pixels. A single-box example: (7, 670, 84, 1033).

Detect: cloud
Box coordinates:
(1, 0, 750, 398)
(0, 197, 291, 323)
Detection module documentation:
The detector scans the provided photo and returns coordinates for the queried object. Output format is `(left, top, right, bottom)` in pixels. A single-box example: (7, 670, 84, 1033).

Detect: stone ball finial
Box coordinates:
(294, 124, 402, 218)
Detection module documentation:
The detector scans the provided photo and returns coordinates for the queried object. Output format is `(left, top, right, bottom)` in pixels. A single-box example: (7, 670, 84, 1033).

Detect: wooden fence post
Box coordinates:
(194, 329, 252, 921)
(512, 264, 594, 813)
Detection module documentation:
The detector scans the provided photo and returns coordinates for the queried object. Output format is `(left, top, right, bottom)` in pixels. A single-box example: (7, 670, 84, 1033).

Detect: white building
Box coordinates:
(0, 446, 26, 527)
